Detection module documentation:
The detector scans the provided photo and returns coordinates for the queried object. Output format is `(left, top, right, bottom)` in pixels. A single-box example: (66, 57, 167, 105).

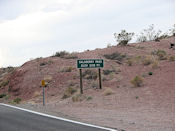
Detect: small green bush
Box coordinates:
(40, 62, 47, 66)
(13, 98, 21, 104)
(131, 76, 144, 87)
(53, 51, 69, 57)
(0, 93, 6, 98)
(148, 72, 153, 75)
(114, 30, 134, 46)
(104, 52, 126, 61)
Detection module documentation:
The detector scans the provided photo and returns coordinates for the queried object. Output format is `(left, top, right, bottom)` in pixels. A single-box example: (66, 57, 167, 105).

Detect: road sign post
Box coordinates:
(79, 69, 83, 94)
(77, 59, 104, 94)
(98, 68, 102, 89)
(41, 80, 45, 106)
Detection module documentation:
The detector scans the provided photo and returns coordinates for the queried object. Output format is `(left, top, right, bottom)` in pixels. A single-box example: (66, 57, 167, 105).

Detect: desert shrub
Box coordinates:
(169, 24, 175, 36)
(64, 53, 78, 59)
(0, 80, 9, 88)
(130, 76, 144, 87)
(148, 72, 153, 75)
(155, 50, 167, 60)
(169, 56, 175, 61)
(103, 69, 115, 75)
(82, 69, 97, 80)
(13, 98, 21, 104)
(114, 30, 134, 46)
(86, 96, 93, 101)
(137, 24, 162, 42)
(40, 62, 47, 66)
(142, 56, 153, 66)
(127, 59, 133, 66)
(62, 87, 77, 99)
(61, 66, 73, 72)
(103, 88, 114, 96)
(53, 51, 69, 57)
(151, 60, 159, 69)
(104, 52, 126, 61)
(72, 94, 85, 102)
(0, 93, 6, 98)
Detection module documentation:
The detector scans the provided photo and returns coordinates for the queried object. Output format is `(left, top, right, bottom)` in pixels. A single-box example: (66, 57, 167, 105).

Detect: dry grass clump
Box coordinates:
(44, 75, 52, 83)
(126, 56, 142, 66)
(0, 80, 9, 88)
(130, 75, 144, 87)
(72, 94, 86, 102)
(151, 50, 167, 60)
(60, 66, 73, 72)
(104, 52, 126, 61)
(103, 88, 114, 96)
(151, 60, 159, 69)
(62, 87, 77, 99)
(169, 56, 175, 61)
(142, 56, 153, 66)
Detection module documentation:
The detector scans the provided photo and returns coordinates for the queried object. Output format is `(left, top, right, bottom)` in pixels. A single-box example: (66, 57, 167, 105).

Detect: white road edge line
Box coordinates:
(0, 103, 117, 131)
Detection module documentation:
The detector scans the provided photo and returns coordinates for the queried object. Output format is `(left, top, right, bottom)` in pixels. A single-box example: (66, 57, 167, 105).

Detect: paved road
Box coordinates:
(0, 104, 116, 131)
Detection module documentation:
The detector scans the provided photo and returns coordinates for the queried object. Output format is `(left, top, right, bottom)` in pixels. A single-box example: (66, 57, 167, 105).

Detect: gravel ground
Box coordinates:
(14, 102, 175, 131)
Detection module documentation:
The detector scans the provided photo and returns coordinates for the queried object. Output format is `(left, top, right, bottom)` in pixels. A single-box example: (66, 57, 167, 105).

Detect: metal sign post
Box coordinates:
(79, 69, 83, 94)
(41, 80, 45, 106)
(77, 59, 104, 94)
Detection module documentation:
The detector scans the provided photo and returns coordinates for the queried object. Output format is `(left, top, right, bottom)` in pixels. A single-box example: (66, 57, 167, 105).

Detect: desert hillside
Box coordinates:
(0, 36, 175, 131)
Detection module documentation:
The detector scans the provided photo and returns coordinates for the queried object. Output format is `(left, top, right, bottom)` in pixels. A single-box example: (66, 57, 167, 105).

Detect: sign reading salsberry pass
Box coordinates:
(77, 59, 104, 68)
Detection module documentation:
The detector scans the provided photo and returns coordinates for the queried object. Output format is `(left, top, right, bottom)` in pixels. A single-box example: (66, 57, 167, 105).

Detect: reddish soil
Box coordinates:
(0, 36, 175, 131)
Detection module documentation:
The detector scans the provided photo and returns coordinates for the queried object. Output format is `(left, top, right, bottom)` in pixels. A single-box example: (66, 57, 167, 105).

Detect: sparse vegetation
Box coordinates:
(131, 76, 144, 87)
(137, 24, 162, 42)
(62, 87, 77, 99)
(151, 60, 159, 69)
(61, 66, 73, 72)
(72, 94, 85, 102)
(103, 88, 114, 96)
(86, 96, 93, 101)
(104, 52, 126, 61)
(142, 56, 153, 66)
(13, 98, 22, 104)
(169, 56, 175, 61)
(0, 80, 9, 88)
(103, 69, 115, 75)
(148, 72, 153, 75)
(114, 30, 134, 46)
(53, 51, 69, 57)
(82, 69, 97, 80)
(152, 50, 167, 60)
(0, 93, 6, 98)
(64, 53, 78, 59)
(53, 51, 78, 59)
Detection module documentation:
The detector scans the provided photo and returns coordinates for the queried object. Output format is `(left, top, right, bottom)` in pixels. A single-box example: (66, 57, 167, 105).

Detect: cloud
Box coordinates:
(0, 0, 175, 67)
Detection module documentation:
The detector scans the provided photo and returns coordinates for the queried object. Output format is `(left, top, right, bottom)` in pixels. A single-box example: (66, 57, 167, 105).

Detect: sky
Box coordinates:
(0, 0, 175, 67)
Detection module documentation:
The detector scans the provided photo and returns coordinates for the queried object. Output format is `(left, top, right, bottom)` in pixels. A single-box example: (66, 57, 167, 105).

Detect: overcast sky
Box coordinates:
(0, 0, 175, 67)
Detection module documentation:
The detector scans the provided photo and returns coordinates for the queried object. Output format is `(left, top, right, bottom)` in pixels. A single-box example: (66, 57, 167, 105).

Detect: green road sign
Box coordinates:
(77, 59, 104, 68)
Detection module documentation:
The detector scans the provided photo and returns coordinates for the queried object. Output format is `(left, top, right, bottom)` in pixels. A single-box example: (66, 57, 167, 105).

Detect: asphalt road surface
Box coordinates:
(0, 104, 116, 131)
